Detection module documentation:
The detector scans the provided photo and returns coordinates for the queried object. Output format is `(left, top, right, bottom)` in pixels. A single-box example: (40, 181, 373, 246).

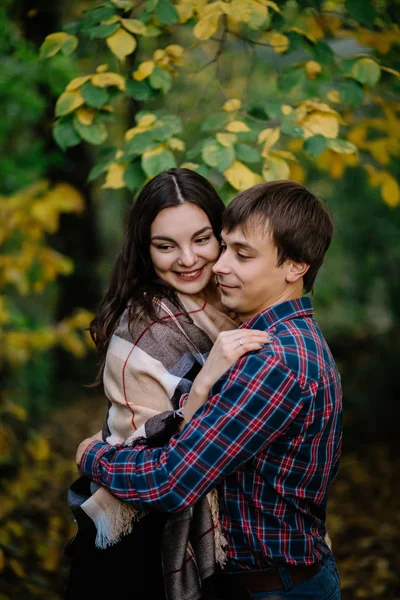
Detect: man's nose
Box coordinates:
(212, 252, 230, 274)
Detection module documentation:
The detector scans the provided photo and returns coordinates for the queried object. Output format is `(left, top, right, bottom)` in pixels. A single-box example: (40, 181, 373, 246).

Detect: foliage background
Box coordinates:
(1, 0, 399, 597)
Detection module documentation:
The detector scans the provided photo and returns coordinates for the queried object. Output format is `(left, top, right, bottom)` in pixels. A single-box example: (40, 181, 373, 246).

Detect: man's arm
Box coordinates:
(80, 351, 304, 513)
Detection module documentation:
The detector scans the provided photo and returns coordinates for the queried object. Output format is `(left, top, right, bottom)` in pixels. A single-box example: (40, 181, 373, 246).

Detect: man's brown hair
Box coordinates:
(223, 180, 333, 293)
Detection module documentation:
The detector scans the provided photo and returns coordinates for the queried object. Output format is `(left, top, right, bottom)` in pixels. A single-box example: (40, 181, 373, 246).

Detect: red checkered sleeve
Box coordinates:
(80, 351, 304, 512)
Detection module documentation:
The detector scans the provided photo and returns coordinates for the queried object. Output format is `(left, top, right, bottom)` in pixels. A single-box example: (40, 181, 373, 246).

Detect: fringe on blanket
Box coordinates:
(82, 486, 146, 549)
(207, 488, 228, 567)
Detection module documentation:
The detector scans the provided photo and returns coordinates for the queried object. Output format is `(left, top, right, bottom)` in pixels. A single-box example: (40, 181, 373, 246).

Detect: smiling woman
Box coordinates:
(150, 202, 221, 295)
(65, 168, 241, 600)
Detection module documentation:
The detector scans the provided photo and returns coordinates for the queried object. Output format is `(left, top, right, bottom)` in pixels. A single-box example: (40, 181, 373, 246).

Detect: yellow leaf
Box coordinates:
(120, 18, 147, 35)
(264, 1, 280, 12)
(176, 1, 194, 23)
(228, 0, 252, 23)
(102, 163, 128, 189)
(258, 127, 280, 147)
(96, 64, 109, 73)
(290, 26, 316, 43)
(302, 112, 339, 139)
(262, 155, 290, 182)
(224, 160, 263, 191)
(305, 60, 322, 79)
(193, 2, 228, 40)
(225, 120, 250, 133)
(91, 72, 126, 91)
(327, 90, 340, 103)
(133, 60, 155, 81)
(216, 132, 237, 147)
(66, 75, 92, 91)
(137, 114, 157, 128)
(381, 66, 400, 79)
(165, 44, 184, 58)
(267, 32, 289, 53)
(168, 137, 185, 151)
(381, 174, 400, 208)
(281, 105, 293, 115)
(106, 28, 136, 61)
(9, 559, 25, 579)
(180, 162, 200, 170)
(289, 162, 306, 184)
(26, 435, 50, 461)
(55, 90, 84, 116)
(76, 107, 95, 125)
(223, 98, 242, 112)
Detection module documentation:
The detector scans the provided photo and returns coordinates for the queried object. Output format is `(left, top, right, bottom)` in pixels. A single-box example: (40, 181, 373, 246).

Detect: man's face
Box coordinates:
(213, 224, 300, 321)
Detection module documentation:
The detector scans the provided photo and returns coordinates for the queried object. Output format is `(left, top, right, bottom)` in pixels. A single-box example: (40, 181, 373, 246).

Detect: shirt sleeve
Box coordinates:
(80, 352, 304, 512)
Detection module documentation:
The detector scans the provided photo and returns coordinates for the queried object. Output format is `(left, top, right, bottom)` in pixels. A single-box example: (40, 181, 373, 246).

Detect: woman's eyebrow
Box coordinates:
(151, 226, 212, 243)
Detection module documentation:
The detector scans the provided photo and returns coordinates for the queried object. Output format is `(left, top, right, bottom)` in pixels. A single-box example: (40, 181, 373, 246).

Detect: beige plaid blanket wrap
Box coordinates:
(70, 293, 236, 600)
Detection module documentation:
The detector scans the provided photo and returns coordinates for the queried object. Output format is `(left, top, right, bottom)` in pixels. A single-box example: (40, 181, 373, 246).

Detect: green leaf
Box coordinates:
(304, 134, 327, 158)
(142, 147, 176, 177)
(87, 160, 113, 183)
(339, 79, 364, 107)
(123, 161, 146, 191)
(278, 68, 304, 93)
(155, 0, 179, 25)
(149, 67, 172, 94)
(81, 82, 109, 108)
(87, 23, 120, 39)
(151, 115, 182, 141)
(82, 6, 117, 27)
(346, 0, 376, 26)
(126, 79, 152, 101)
(280, 122, 303, 137)
(73, 119, 108, 145)
(124, 131, 158, 155)
(351, 58, 381, 86)
(144, 25, 162, 37)
(187, 139, 206, 160)
(202, 140, 235, 171)
(326, 139, 358, 154)
(235, 144, 260, 164)
(200, 112, 229, 132)
(264, 103, 282, 119)
(309, 41, 334, 65)
(53, 117, 81, 150)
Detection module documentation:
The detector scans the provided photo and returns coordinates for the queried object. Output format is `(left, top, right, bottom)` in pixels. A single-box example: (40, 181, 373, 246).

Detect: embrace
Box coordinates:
(65, 169, 342, 600)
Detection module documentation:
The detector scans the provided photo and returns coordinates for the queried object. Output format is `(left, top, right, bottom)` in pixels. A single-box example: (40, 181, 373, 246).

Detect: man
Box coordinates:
(78, 180, 342, 599)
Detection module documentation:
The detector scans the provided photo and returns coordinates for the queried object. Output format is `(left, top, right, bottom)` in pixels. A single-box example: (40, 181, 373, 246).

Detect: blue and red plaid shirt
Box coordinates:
(81, 297, 342, 571)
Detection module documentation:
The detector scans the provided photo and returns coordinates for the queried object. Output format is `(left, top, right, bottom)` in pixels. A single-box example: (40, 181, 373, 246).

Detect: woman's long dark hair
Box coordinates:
(90, 168, 225, 385)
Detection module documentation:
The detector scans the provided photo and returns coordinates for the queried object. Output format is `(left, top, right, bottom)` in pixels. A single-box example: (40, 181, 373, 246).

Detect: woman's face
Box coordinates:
(149, 202, 221, 295)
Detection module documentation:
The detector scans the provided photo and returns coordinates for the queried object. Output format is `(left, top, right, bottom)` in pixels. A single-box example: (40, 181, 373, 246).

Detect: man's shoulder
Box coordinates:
(265, 316, 337, 387)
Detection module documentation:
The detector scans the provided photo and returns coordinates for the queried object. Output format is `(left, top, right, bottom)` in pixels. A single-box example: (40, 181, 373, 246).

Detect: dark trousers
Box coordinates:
(64, 512, 168, 599)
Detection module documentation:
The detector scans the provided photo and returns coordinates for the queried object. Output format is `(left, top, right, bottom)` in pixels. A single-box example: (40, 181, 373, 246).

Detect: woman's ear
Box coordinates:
(285, 261, 310, 284)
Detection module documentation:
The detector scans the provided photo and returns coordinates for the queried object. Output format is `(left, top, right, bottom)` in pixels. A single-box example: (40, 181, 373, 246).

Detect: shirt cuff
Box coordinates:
(80, 441, 112, 484)
(179, 393, 189, 410)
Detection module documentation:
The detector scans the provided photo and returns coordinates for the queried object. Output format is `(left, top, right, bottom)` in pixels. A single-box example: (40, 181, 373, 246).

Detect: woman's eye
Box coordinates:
(195, 236, 211, 244)
(158, 245, 173, 251)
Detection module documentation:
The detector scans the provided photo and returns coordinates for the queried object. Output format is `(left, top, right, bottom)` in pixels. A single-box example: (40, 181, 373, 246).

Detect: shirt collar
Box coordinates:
(239, 297, 313, 330)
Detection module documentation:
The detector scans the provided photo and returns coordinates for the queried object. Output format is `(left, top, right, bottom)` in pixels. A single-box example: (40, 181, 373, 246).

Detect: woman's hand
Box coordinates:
(75, 430, 103, 470)
(183, 329, 270, 424)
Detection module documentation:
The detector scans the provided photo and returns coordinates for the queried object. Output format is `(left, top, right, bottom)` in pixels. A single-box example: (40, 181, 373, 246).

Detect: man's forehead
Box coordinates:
(221, 221, 271, 246)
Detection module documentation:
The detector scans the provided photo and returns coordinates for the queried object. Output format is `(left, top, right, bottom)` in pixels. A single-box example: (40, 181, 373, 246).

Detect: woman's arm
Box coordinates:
(182, 328, 270, 423)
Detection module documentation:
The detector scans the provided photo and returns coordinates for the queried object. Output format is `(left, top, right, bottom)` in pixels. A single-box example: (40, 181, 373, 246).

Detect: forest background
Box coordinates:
(1, 0, 400, 598)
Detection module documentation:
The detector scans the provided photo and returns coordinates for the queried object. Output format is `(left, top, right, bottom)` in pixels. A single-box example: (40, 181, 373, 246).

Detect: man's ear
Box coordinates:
(285, 261, 310, 284)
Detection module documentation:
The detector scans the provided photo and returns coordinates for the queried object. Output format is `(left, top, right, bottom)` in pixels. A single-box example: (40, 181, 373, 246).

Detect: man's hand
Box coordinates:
(75, 430, 103, 470)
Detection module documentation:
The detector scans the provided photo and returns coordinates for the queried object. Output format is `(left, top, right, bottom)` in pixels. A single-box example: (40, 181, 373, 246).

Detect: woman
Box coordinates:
(65, 168, 267, 600)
